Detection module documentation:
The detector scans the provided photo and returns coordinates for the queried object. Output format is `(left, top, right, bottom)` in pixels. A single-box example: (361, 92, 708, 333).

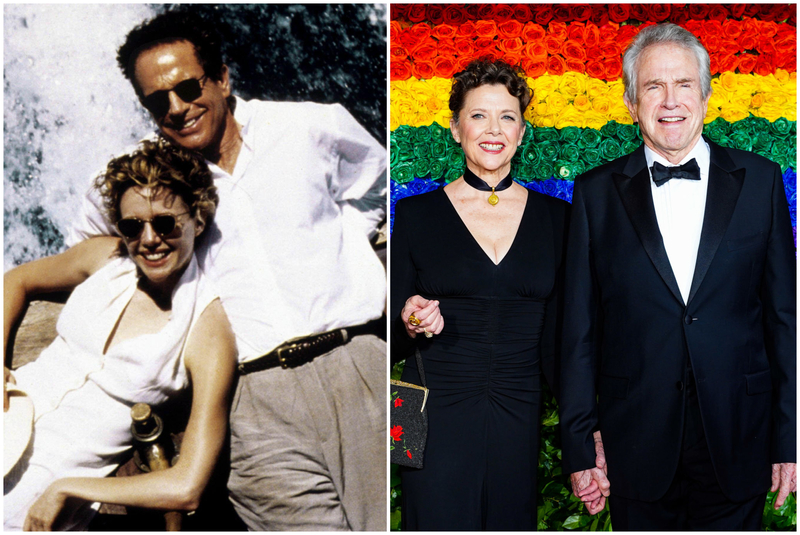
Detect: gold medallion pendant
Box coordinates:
(463, 168, 510, 206)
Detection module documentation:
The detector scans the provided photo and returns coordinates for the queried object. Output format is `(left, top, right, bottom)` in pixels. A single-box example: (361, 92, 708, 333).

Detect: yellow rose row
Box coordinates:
(391, 70, 797, 130)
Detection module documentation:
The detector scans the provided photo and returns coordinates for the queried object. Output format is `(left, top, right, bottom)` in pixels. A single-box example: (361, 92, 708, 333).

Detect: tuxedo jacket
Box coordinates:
(559, 137, 796, 503)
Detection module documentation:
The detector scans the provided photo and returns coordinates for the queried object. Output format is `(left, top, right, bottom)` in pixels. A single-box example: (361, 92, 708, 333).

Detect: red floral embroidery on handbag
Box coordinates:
(407, 449, 413, 459)
(394, 397, 404, 407)
(390, 425, 404, 441)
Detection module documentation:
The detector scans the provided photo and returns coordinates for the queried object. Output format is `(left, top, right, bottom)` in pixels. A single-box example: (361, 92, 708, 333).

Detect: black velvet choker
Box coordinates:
(463, 167, 513, 206)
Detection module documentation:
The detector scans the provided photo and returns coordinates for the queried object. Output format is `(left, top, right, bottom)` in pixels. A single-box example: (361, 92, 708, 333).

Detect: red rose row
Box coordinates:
(392, 55, 622, 82)
(391, 4, 797, 28)
(391, 18, 796, 55)
(390, 18, 796, 82)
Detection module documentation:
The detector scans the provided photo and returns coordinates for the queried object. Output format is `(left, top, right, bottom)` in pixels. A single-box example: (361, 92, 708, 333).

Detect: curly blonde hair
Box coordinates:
(95, 138, 218, 229)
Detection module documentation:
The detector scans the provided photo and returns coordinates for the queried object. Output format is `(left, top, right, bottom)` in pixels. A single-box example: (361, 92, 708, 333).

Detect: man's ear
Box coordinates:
(623, 95, 638, 123)
(219, 64, 231, 98)
(701, 88, 712, 122)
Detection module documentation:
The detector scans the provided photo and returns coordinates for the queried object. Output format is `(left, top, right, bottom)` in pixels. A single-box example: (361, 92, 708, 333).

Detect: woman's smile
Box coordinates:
(140, 250, 171, 265)
(479, 141, 505, 153)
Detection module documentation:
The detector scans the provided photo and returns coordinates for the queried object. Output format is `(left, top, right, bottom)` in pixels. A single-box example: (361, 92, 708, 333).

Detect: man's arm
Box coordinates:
(65, 177, 118, 247)
(327, 104, 387, 239)
(761, 163, 797, 508)
(560, 179, 602, 472)
(559, 179, 610, 513)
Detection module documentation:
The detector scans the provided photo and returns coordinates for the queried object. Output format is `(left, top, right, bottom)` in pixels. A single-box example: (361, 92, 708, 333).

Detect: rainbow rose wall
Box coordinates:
(389, 4, 796, 531)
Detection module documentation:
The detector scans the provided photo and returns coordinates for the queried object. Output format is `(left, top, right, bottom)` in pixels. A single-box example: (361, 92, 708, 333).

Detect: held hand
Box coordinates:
(401, 295, 444, 338)
(23, 481, 69, 531)
(570, 434, 610, 517)
(570, 469, 607, 515)
(4, 366, 16, 412)
(771, 463, 797, 509)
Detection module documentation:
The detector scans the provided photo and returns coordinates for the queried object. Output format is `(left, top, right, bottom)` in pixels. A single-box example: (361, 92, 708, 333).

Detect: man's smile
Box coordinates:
(167, 110, 205, 133)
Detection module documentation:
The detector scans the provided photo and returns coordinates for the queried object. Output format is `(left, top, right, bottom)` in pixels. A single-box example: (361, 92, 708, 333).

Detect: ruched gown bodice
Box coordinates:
(391, 186, 569, 531)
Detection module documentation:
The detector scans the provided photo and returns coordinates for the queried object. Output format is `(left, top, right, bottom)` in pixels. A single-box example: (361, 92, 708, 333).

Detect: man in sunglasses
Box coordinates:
(66, 10, 387, 532)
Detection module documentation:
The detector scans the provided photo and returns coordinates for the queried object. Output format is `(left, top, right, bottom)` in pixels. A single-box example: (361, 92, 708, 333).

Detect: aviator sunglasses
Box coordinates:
(116, 213, 189, 240)
(141, 75, 208, 118)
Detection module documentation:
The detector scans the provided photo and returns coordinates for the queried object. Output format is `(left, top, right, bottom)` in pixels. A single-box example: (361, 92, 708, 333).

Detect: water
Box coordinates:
(4, 5, 158, 271)
(4, 4, 387, 271)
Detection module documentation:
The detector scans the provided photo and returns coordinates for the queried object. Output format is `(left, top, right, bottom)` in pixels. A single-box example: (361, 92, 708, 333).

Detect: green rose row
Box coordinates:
(391, 116, 796, 183)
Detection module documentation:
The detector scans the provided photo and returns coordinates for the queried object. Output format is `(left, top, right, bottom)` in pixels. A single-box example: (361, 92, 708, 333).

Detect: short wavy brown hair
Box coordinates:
(95, 138, 218, 230)
(449, 60, 532, 123)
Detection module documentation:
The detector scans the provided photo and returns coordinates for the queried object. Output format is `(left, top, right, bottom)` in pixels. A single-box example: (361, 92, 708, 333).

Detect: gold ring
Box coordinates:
(408, 314, 421, 326)
(424, 329, 433, 338)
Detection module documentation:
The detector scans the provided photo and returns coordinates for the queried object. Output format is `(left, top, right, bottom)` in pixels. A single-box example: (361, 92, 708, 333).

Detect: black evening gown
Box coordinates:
(391, 186, 569, 531)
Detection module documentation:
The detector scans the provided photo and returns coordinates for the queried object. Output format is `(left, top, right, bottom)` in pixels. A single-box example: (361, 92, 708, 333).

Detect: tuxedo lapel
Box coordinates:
(613, 147, 684, 305)
(687, 141, 745, 304)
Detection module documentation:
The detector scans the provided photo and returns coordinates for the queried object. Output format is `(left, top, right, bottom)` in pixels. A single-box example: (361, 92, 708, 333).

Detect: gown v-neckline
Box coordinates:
(440, 186, 530, 267)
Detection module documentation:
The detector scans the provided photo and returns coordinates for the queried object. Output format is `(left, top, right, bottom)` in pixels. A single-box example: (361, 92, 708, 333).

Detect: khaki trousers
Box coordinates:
(228, 335, 386, 531)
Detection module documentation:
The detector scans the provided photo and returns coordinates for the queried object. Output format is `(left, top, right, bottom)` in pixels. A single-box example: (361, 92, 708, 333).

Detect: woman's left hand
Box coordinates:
(23, 481, 70, 531)
(401, 295, 444, 338)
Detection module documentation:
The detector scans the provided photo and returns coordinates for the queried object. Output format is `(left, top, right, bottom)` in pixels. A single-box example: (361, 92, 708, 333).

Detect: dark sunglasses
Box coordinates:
(141, 75, 208, 117)
(116, 213, 189, 239)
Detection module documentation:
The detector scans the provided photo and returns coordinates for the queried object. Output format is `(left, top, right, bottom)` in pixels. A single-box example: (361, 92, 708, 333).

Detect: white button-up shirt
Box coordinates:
(69, 97, 387, 362)
(645, 138, 710, 304)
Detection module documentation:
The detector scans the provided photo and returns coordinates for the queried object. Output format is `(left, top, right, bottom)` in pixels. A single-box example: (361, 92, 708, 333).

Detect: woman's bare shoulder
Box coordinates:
(184, 299, 238, 371)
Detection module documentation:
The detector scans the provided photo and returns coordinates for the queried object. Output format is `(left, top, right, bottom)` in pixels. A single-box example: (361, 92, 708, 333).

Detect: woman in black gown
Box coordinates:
(391, 60, 570, 530)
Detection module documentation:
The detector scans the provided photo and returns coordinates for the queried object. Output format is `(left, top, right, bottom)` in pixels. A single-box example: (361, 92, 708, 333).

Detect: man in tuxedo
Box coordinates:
(559, 23, 796, 530)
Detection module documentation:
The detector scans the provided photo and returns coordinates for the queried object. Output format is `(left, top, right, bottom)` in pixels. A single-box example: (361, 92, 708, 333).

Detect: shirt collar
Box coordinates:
(203, 96, 254, 181)
(645, 136, 710, 180)
(233, 96, 255, 154)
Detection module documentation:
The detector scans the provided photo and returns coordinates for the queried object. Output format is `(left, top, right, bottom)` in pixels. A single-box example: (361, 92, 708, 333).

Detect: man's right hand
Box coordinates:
(4, 366, 16, 412)
(570, 431, 611, 515)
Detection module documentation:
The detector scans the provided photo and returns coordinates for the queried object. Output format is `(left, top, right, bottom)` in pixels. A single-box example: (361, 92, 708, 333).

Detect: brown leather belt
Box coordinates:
(237, 317, 385, 375)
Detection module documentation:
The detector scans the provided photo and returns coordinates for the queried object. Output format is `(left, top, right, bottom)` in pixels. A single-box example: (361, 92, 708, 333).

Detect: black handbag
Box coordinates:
(389, 348, 429, 468)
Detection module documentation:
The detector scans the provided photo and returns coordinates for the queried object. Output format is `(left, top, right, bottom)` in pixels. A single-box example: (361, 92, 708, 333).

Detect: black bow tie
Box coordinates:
(650, 159, 701, 187)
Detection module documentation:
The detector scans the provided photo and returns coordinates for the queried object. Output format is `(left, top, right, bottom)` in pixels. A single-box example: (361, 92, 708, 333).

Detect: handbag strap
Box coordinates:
(414, 347, 427, 388)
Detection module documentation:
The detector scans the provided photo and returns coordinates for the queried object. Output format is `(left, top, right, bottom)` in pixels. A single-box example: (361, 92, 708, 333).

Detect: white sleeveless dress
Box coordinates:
(4, 254, 217, 531)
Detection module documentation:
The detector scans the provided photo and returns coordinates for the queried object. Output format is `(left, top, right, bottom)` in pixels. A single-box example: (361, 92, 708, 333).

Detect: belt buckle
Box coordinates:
(276, 341, 304, 369)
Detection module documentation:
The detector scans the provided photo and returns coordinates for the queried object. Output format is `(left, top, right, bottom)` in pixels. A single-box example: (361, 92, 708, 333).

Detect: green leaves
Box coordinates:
(391, 118, 796, 184)
(764, 490, 797, 531)
(390, 462, 403, 530)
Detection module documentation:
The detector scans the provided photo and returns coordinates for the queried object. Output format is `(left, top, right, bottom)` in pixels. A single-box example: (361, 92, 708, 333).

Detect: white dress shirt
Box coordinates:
(69, 97, 387, 361)
(645, 138, 710, 304)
